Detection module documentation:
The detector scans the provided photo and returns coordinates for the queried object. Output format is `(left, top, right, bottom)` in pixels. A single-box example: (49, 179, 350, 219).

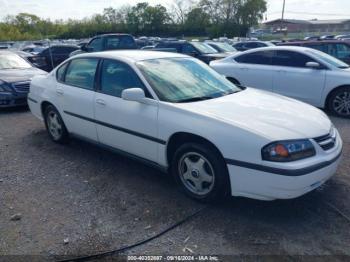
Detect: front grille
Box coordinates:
(314, 128, 336, 151)
(12, 81, 30, 93)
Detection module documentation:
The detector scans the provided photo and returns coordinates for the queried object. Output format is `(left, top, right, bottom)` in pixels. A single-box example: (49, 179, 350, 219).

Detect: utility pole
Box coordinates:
(280, 0, 286, 37)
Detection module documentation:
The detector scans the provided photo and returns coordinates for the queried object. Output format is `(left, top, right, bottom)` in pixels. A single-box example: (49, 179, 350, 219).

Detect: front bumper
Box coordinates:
(226, 130, 343, 201)
(0, 92, 28, 107)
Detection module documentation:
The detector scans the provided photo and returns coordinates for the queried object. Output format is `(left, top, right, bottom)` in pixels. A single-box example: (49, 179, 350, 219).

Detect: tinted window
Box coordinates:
(88, 38, 103, 52)
(334, 44, 350, 59)
(118, 36, 136, 49)
(304, 43, 327, 53)
(182, 44, 197, 54)
(64, 58, 98, 90)
(56, 62, 69, 82)
(272, 50, 316, 67)
(100, 59, 145, 97)
(235, 51, 273, 65)
(246, 42, 258, 48)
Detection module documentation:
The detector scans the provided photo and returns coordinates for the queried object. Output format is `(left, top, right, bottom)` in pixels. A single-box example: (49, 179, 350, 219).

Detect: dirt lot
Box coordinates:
(0, 108, 350, 261)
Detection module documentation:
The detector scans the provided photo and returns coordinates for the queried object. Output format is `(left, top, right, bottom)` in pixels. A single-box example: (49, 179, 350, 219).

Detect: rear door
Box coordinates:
(271, 50, 326, 106)
(232, 50, 275, 91)
(56, 58, 99, 141)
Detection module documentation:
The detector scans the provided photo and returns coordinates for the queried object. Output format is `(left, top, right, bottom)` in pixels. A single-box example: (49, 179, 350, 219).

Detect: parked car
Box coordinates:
(278, 40, 350, 65)
(335, 35, 350, 40)
(304, 36, 320, 41)
(205, 41, 238, 54)
(28, 50, 342, 202)
(233, 41, 274, 51)
(155, 41, 229, 64)
(21, 45, 46, 55)
(28, 45, 79, 72)
(210, 46, 350, 118)
(70, 34, 138, 57)
(0, 51, 46, 107)
(320, 35, 335, 40)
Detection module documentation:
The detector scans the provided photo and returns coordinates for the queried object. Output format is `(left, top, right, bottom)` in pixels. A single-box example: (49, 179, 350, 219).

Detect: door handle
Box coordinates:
(239, 67, 249, 70)
(56, 89, 64, 95)
(96, 99, 106, 106)
(278, 69, 287, 73)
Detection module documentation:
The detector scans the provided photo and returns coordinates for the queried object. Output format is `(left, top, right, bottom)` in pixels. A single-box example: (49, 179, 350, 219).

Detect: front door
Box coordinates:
(94, 59, 159, 162)
(271, 50, 326, 106)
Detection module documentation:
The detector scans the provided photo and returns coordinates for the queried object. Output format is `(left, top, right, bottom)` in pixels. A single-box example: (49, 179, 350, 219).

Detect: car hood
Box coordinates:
(0, 67, 47, 83)
(177, 88, 331, 141)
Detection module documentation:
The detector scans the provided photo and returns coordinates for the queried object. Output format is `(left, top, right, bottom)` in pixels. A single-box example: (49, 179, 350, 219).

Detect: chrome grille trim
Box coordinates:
(314, 127, 336, 151)
(12, 81, 30, 93)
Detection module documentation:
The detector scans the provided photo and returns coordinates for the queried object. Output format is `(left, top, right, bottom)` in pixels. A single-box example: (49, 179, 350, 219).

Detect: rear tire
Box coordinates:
(327, 87, 350, 118)
(171, 143, 230, 203)
(43, 105, 69, 144)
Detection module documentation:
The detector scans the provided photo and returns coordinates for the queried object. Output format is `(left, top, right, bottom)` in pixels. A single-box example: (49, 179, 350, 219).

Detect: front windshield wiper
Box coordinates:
(176, 96, 215, 103)
(338, 66, 350, 69)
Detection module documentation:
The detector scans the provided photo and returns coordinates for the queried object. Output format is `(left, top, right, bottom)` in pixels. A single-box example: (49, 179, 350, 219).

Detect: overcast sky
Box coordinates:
(1, 0, 350, 21)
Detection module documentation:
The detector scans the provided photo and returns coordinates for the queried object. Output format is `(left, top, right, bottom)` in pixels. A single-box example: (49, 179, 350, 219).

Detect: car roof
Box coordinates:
(233, 45, 315, 54)
(280, 40, 350, 45)
(75, 50, 189, 62)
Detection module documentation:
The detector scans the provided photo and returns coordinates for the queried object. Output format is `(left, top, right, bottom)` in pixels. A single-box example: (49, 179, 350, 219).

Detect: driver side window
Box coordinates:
(87, 38, 103, 52)
(100, 59, 146, 98)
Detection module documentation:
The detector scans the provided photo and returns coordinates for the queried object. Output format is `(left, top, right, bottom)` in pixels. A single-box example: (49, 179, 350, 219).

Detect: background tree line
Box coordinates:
(0, 0, 266, 41)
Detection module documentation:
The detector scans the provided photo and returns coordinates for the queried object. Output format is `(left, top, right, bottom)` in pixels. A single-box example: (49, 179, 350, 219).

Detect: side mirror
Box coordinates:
(306, 61, 321, 69)
(121, 88, 146, 102)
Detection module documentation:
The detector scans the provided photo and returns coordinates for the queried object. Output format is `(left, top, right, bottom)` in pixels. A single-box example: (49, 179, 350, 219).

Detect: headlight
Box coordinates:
(262, 139, 316, 162)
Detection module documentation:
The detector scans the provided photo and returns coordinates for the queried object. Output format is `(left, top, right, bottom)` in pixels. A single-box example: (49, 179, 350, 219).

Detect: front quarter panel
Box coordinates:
(157, 102, 269, 167)
(322, 69, 350, 107)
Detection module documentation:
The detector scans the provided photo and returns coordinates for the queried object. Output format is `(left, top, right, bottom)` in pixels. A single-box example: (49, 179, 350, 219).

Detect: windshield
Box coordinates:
(0, 53, 32, 69)
(307, 49, 349, 68)
(136, 58, 241, 103)
(211, 42, 237, 52)
(191, 42, 218, 54)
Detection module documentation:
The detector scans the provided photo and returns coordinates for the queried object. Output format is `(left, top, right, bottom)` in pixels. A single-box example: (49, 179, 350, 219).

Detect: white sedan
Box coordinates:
(28, 51, 342, 202)
(210, 46, 350, 118)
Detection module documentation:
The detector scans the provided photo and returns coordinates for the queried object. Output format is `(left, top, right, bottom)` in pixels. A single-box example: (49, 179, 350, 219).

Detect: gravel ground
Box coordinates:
(0, 107, 349, 261)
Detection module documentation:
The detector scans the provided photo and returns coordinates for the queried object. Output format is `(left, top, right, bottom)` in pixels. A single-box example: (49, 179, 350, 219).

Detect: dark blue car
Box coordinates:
(0, 51, 46, 107)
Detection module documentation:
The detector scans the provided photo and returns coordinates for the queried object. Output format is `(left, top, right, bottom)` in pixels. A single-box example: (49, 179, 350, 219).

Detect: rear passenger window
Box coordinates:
(100, 59, 145, 98)
(64, 58, 98, 90)
(272, 51, 316, 68)
(235, 51, 273, 65)
(56, 62, 69, 82)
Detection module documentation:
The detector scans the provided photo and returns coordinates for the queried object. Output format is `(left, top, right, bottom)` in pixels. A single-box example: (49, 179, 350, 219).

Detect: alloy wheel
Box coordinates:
(332, 91, 350, 116)
(47, 111, 63, 140)
(178, 152, 215, 196)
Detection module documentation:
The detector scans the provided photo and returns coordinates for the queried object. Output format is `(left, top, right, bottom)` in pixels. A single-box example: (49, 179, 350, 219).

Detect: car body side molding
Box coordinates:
(63, 110, 166, 145)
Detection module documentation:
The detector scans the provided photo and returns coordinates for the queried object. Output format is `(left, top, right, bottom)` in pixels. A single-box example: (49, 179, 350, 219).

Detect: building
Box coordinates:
(263, 19, 350, 34)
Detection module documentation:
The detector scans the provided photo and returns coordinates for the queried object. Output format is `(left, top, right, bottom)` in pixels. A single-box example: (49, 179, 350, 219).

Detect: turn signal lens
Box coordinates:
(275, 144, 289, 157)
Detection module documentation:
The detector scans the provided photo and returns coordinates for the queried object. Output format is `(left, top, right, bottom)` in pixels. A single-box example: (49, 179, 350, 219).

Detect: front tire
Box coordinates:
(328, 87, 350, 118)
(171, 143, 230, 203)
(44, 105, 69, 144)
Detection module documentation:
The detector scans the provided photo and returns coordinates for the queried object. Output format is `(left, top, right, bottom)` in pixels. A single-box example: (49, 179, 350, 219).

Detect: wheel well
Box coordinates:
(325, 85, 350, 109)
(226, 77, 240, 85)
(41, 101, 53, 117)
(166, 132, 225, 166)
